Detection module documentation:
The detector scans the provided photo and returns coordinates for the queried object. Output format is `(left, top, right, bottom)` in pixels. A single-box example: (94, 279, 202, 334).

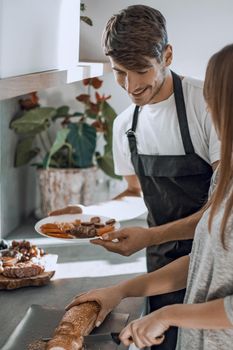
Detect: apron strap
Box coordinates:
(126, 105, 140, 154)
(127, 71, 195, 156)
(172, 71, 195, 154)
(131, 105, 140, 132)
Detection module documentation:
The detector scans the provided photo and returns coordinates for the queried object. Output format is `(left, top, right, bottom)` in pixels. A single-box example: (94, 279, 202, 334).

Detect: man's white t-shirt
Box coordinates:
(113, 77, 220, 176)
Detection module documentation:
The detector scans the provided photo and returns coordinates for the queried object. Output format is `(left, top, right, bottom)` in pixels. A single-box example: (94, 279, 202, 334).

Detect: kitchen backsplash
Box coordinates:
(0, 98, 36, 238)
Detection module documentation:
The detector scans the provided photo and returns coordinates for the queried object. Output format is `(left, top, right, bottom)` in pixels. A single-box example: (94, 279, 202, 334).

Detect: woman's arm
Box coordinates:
(118, 255, 190, 298)
(167, 298, 232, 329)
(120, 298, 233, 348)
(66, 256, 189, 326)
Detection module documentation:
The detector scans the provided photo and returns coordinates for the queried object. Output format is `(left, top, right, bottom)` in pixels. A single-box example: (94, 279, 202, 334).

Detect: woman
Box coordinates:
(66, 44, 233, 349)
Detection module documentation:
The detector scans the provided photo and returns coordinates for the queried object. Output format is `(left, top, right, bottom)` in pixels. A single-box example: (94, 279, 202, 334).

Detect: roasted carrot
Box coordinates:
(41, 223, 60, 229)
(41, 228, 63, 234)
(96, 225, 115, 236)
(45, 233, 75, 239)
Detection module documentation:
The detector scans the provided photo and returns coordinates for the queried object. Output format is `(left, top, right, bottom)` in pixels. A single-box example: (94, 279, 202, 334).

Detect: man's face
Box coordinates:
(109, 56, 168, 106)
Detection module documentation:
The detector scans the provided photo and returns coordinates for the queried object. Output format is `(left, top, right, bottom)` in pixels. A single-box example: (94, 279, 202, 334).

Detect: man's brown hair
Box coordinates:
(102, 5, 168, 70)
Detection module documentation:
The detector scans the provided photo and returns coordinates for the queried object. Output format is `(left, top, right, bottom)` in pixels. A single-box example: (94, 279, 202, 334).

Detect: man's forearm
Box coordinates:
(117, 255, 189, 298)
(146, 208, 205, 246)
(113, 175, 141, 199)
(166, 298, 232, 330)
(113, 188, 141, 200)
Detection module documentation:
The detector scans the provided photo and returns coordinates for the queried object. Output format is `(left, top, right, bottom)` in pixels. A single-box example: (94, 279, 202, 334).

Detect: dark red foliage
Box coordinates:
(19, 92, 39, 110)
(76, 94, 91, 103)
(91, 120, 107, 132)
(83, 77, 103, 89)
(95, 91, 111, 102)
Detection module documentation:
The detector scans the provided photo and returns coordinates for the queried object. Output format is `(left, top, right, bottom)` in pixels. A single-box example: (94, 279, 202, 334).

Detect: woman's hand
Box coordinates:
(48, 205, 83, 216)
(65, 286, 124, 327)
(119, 307, 170, 349)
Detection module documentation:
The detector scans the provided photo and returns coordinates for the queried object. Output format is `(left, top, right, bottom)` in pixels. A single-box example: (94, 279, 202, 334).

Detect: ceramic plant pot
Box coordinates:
(37, 167, 97, 216)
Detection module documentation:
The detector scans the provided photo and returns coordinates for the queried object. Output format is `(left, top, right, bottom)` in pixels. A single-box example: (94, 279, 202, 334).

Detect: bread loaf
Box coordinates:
(2, 261, 44, 278)
(46, 301, 100, 350)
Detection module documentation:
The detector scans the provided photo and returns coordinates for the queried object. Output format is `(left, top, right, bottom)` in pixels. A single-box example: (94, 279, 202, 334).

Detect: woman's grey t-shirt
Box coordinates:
(208, 166, 219, 197)
(176, 184, 233, 350)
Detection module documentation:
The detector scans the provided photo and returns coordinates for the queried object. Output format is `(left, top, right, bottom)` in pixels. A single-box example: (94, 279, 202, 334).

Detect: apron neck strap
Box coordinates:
(127, 71, 195, 155)
(131, 105, 140, 132)
(171, 71, 195, 154)
(126, 105, 140, 154)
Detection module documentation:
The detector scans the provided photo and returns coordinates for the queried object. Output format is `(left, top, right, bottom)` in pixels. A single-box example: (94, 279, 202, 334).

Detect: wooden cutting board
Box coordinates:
(0, 271, 55, 290)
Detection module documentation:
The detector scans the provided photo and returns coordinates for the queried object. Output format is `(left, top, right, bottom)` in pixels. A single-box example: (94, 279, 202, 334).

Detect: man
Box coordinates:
(51, 5, 220, 350)
(92, 5, 220, 350)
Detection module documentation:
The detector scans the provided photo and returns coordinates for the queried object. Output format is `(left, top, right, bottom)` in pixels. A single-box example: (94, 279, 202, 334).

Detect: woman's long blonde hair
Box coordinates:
(203, 44, 233, 248)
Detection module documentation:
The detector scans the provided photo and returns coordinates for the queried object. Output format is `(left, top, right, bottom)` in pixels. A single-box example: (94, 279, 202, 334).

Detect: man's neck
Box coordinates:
(150, 70, 174, 104)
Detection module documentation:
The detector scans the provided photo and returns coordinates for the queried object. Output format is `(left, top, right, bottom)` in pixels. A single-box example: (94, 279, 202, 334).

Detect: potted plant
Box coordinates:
(10, 77, 120, 216)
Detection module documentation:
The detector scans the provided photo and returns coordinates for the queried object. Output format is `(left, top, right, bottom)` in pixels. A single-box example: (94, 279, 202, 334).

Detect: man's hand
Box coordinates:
(48, 205, 83, 216)
(90, 227, 152, 256)
(65, 286, 124, 327)
(119, 308, 169, 348)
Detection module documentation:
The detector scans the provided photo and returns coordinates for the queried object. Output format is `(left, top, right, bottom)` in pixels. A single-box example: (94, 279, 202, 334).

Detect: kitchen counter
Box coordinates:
(0, 273, 145, 349)
(0, 217, 148, 349)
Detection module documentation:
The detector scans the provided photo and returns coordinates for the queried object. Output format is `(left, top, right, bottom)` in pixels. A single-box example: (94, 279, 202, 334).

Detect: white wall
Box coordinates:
(2, 0, 232, 128)
(45, 0, 233, 122)
(80, 0, 233, 79)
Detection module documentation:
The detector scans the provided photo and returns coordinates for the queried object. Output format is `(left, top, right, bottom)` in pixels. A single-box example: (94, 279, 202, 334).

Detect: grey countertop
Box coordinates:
(0, 217, 147, 349)
(0, 274, 145, 349)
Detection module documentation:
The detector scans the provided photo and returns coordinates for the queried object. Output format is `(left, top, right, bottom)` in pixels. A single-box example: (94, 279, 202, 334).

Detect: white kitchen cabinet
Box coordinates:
(0, 62, 111, 100)
(0, 0, 112, 100)
(0, 0, 80, 78)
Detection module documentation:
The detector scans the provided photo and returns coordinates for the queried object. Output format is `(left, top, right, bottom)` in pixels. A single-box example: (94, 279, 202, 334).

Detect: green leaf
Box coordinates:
(101, 101, 117, 123)
(67, 122, 96, 168)
(31, 162, 43, 168)
(101, 101, 117, 144)
(80, 3, 86, 12)
(80, 16, 93, 26)
(15, 137, 40, 167)
(45, 128, 71, 168)
(73, 112, 84, 117)
(96, 150, 121, 180)
(11, 107, 56, 135)
(85, 108, 98, 119)
(53, 105, 70, 120)
(57, 105, 69, 115)
(96, 145, 122, 180)
(94, 101, 119, 178)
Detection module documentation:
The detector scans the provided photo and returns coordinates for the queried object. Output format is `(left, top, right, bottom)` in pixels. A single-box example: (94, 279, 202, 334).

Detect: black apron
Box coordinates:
(126, 71, 213, 350)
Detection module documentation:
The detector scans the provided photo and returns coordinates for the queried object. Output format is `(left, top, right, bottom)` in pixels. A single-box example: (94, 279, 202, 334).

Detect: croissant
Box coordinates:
(46, 301, 100, 350)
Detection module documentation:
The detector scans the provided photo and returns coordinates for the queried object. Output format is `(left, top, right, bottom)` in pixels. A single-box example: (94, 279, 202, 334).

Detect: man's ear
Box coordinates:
(163, 44, 173, 67)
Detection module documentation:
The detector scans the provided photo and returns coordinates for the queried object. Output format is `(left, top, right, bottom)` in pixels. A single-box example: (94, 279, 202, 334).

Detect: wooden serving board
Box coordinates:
(0, 271, 55, 290)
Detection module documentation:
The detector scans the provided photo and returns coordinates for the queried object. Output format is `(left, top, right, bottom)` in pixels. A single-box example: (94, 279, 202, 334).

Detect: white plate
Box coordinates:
(35, 214, 120, 241)
(81, 197, 148, 221)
